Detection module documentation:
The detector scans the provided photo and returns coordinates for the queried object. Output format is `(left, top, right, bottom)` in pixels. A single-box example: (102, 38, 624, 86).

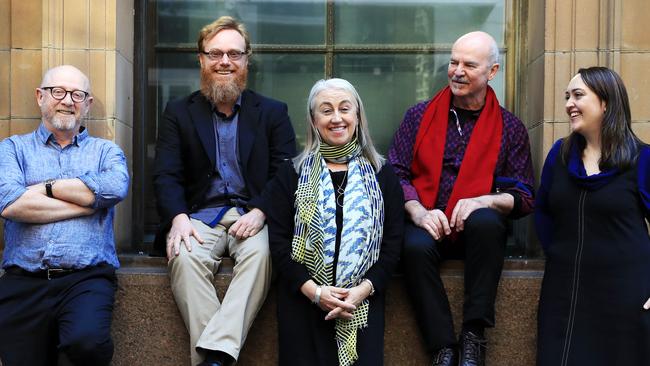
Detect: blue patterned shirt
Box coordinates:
(0, 123, 129, 271)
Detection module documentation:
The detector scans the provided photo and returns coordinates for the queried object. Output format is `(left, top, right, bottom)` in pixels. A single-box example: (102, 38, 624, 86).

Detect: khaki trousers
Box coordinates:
(168, 208, 271, 365)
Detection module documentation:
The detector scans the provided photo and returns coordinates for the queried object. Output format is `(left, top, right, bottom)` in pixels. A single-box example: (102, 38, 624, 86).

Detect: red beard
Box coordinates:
(200, 66, 248, 106)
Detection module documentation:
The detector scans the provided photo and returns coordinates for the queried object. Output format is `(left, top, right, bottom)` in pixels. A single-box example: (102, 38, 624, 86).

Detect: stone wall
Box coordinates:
(112, 258, 544, 366)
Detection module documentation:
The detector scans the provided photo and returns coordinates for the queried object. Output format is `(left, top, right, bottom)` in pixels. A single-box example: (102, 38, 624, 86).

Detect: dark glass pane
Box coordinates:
(335, 0, 505, 46)
(155, 53, 201, 116)
(248, 54, 326, 148)
(334, 53, 505, 154)
(157, 0, 326, 45)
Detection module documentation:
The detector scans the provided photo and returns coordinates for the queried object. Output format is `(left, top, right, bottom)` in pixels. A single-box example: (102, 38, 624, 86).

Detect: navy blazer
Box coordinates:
(153, 89, 296, 252)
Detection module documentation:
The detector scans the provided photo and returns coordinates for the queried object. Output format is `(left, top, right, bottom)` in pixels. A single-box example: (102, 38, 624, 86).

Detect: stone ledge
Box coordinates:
(112, 256, 542, 366)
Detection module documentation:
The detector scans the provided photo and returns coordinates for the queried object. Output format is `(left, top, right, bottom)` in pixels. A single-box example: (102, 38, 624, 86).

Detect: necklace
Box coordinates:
(335, 170, 348, 208)
(450, 108, 463, 136)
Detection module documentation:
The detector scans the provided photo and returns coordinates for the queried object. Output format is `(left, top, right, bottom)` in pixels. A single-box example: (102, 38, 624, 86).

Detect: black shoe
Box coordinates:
(198, 349, 234, 366)
(431, 347, 458, 366)
(459, 331, 487, 366)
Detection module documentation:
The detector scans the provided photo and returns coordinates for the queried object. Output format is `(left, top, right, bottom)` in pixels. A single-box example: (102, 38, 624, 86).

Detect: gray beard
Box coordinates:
(50, 116, 79, 131)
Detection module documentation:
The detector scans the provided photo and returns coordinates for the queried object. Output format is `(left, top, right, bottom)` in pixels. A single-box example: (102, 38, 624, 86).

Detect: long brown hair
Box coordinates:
(561, 66, 642, 170)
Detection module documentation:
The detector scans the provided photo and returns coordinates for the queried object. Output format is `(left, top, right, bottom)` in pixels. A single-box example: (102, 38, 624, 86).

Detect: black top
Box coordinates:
(265, 160, 404, 295)
(330, 170, 347, 279)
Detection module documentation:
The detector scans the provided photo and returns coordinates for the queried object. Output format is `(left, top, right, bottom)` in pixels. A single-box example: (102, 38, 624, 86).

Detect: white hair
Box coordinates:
(294, 78, 385, 172)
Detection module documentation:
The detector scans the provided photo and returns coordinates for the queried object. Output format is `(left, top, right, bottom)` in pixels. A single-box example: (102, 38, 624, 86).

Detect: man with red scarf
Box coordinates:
(387, 31, 534, 366)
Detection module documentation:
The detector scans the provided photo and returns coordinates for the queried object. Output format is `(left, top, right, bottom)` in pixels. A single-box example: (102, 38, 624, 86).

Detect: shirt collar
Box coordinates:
(37, 123, 88, 146)
(212, 95, 242, 120)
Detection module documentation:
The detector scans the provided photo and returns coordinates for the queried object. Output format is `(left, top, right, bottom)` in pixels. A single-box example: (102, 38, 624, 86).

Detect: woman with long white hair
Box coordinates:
(266, 78, 404, 366)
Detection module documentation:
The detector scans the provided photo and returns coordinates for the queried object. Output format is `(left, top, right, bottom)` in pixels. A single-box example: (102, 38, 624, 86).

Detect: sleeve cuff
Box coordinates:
(503, 190, 521, 218)
(77, 173, 100, 208)
(402, 184, 419, 202)
(0, 186, 27, 214)
(288, 265, 311, 293)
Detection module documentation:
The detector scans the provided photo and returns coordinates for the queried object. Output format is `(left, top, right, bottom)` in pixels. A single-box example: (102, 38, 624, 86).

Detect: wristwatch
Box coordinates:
(45, 179, 56, 198)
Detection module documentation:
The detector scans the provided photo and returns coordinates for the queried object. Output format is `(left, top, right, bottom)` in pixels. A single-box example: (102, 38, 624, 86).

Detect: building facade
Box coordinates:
(1, 0, 649, 257)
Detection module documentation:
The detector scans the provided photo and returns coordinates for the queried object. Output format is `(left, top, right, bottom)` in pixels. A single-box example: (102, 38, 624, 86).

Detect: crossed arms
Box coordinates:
(0, 140, 129, 224)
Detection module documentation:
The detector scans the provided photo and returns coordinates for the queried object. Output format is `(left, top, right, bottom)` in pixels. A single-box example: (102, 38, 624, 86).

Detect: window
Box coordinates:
(139, 0, 524, 254)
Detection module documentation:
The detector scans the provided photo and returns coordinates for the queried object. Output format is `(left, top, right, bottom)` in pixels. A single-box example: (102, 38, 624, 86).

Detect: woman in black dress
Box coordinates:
(536, 66, 650, 365)
(266, 78, 403, 366)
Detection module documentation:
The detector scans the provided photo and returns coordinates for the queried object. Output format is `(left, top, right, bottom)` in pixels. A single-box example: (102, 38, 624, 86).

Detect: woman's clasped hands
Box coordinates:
(301, 280, 373, 321)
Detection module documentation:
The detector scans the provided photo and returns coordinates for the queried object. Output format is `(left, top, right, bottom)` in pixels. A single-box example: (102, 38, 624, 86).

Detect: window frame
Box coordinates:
(134, 0, 529, 255)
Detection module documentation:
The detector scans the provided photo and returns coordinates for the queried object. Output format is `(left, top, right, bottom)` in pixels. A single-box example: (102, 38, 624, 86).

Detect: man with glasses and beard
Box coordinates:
(153, 16, 296, 366)
(0, 65, 129, 366)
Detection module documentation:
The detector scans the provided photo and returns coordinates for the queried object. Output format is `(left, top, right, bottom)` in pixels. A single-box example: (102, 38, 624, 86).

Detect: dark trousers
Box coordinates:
(0, 265, 117, 366)
(402, 208, 506, 354)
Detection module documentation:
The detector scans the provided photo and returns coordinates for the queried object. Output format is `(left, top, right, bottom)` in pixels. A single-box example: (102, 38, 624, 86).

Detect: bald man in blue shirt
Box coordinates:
(0, 65, 129, 366)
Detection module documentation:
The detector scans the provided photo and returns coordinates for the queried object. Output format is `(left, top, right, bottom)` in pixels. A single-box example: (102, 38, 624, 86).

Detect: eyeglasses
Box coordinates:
(40, 87, 89, 103)
(201, 49, 247, 61)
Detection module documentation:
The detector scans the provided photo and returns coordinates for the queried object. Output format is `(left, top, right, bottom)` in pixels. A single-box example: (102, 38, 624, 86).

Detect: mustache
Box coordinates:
(451, 77, 468, 84)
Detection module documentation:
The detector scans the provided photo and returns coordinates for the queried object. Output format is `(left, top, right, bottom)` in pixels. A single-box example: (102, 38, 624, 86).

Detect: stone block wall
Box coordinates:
(112, 258, 543, 366)
(524, 0, 650, 179)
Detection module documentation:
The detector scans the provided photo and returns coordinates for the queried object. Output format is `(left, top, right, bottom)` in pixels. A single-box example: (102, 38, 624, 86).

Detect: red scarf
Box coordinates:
(411, 86, 503, 219)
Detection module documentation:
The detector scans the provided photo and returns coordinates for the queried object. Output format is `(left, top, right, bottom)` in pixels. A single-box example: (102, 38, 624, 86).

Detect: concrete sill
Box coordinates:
(111, 254, 543, 366)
